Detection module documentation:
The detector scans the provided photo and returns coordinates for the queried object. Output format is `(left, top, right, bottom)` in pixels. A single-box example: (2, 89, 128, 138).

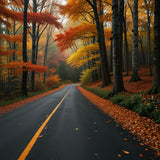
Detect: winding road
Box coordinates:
(0, 84, 158, 160)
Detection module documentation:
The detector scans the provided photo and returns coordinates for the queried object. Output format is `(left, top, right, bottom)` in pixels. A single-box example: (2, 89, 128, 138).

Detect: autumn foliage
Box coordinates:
(45, 75, 61, 88)
(6, 61, 47, 74)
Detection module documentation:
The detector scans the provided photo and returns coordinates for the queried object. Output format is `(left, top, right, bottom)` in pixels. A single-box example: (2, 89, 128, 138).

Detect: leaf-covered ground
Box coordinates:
(86, 67, 153, 94)
(78, 67, 160, 157)
(0, 84, 67, 116)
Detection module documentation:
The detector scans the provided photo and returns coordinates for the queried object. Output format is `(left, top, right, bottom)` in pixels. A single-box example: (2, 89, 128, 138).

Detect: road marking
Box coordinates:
(17, 87, 72, 160)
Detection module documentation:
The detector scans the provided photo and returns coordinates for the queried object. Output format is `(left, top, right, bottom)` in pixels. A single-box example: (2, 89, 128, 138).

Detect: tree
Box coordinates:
(148, 0, 160, 94)
(30, 0, 62, 92)
(22, 0, 29, 96)
(130, 0, 141, 82)
(144, 0, 153, 75)
(85, 0, 111, 86)
(108, 0, 125, 96)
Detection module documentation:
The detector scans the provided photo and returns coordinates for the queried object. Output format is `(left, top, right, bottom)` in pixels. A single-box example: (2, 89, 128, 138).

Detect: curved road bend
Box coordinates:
(0, 84, 158, 160)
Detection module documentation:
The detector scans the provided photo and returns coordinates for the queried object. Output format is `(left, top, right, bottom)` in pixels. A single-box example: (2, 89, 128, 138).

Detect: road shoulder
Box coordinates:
(0, 84, 68, 116)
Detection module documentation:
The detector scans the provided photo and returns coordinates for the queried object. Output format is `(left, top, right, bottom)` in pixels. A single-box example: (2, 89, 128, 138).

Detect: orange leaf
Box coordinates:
(118, 154, 122, 157)
(122, 150, 129, 154)
(139, 154, 143, 157)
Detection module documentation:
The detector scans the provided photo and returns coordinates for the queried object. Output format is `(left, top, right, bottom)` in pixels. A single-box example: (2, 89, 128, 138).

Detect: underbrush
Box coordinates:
(81, 86, 160, 124)
(0, 83, 63, 108)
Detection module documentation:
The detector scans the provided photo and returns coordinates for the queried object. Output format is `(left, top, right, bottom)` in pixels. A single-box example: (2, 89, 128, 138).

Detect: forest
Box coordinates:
(0, 0, 160, 120)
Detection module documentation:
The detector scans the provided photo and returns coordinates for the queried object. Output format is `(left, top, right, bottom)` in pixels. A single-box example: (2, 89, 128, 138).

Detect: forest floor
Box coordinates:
(78, 67, 160, 157)
(86, 67, 153, 93)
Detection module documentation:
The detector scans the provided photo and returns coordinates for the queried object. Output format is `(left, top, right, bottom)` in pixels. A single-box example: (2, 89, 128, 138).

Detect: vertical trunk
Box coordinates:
(22, 0, 29, 97)
(139, 36, 145, 65)
(12, 20, 16, 61)
(130, 0, 141, 82)
(124, 6, 129, 75)
(110, 38, 113, 73)
(92, 0, 111, 87)
(43, 34, 50, 84)
(30, 0, 37, 92)
(148, 0, 160, 94)
(144, 0, 152, 75)
(109, 0, 125, 96)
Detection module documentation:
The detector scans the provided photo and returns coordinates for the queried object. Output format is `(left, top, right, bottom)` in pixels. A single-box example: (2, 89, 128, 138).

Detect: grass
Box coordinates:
(81, 85, 160, 124)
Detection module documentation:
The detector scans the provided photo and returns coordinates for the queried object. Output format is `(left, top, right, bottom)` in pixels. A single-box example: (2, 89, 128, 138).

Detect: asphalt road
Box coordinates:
(0, 84, 158, 160)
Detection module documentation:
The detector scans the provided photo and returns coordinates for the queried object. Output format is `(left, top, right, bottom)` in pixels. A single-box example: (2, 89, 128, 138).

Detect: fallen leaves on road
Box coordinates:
(0, 84, 68, 116)
(94, 153, 99, 156)
(122, 150, 129, 154)
(139, 154, 143, 157)
(78, 85, 160, 155)
(75, 128, 79, 131)
(118, 154, 122, 157)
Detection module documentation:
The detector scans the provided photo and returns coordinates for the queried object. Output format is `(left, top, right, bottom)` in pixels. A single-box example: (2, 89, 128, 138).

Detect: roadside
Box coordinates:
(0, 84, 68, 116)
(78, 85, 160, 157)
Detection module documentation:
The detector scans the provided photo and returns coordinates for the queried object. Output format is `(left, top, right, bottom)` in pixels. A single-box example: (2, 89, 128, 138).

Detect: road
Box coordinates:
(0, 84, 158, 160)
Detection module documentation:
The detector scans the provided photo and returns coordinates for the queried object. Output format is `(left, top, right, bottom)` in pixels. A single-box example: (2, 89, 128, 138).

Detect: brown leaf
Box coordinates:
(94, 153, 99, 156)
(93, 130, 98, 133)
(124, 138, 128, 141)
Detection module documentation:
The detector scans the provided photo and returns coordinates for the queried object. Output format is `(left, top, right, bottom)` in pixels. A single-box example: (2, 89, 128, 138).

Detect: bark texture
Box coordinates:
(109, 0, 125, 96)
(130, 0, 141, 82)
(148, 0, 160, 94)
(22, 0, 29, 97)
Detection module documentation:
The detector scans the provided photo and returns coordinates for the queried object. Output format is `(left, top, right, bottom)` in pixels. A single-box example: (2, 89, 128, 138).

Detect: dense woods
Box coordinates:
(0, 0, 160, 98)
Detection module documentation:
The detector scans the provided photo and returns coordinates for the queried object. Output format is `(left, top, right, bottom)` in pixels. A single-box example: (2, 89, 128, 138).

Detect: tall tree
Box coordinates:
(109, 0, 125, 96)
(85, 0, 111, 87)
(144, 0, 152, 75)
(130, 0, 141, 82)
(148, 0, 160, 94)
(22, 0, 29, 96)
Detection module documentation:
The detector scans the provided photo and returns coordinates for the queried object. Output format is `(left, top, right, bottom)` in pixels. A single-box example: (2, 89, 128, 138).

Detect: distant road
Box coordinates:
(0, 84, 157, 160)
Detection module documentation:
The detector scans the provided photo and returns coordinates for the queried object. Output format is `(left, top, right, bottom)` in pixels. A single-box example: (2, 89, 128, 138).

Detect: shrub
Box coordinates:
(80, 68, 93, 85)
(135, 104, 154, 117)
(45, 75, 61, 88)
(111, 95, 126, 104)
(34, 80, 45, 92)
(151, 110, 160, 124)
(119, 97, 133, 109)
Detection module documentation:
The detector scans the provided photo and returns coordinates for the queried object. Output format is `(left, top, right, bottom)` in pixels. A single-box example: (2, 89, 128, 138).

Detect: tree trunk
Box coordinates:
(130, 0, 141, 82)
(92, 0, 111, 87)
(144, 0, 152, 75)
(30, 0, 37, 92)
(124, 6, 129, 75)
(148, 0, 160, 94)
(43, 33, 50, 84)
(109, 0, 125, 96)
(22, 0, 29, 97)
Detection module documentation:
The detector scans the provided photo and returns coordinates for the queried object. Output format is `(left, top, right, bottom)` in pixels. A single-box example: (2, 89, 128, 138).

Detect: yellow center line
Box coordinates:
(17, 87, 72, 160)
